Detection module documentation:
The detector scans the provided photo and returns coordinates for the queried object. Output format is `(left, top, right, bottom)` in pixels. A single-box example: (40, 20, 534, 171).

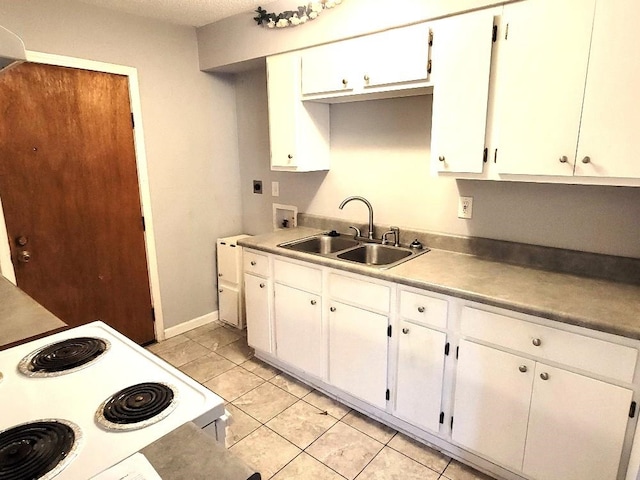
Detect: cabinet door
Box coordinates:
(328, 301, 388, 409)
(452, 340, 534, 471)
(218, 284, 239, 327)
(394, 321, 446, 432)
(575, 0, 640, 179)
(431, 10, 494, 173)
(217, 242, 240, 284)
(274, 283, 323, 378)
(494, 0, 595, 176)
(244, 273, 272, 353)
(523, 363, 633, 480)
(301, 42, 355, 96)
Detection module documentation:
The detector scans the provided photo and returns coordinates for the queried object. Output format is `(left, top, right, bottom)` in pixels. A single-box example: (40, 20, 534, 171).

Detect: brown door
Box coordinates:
(0, 62, 155, 344)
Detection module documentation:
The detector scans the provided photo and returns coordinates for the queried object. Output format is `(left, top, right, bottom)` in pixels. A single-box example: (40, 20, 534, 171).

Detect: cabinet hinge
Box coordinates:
(483, 147, 488, 163)
(151, 307, 156, 322)
(450, 416, 454, 429)
(456, 346, 459, 359)
(439, 412, 445, 424)
(131, 112, 135, 129)
(630, 401, 637, 418)
(141, 216, 146, 231)
(492, 24, 498, 43)
(504, 23, 509, 40)
(494, 148, 498, 164)
(428, 30, 433, 46)
(444, 342, 450, 356)
(385, 389, 390, 401)
(387, 325, 392, 337)
(427, 59, 432, 74)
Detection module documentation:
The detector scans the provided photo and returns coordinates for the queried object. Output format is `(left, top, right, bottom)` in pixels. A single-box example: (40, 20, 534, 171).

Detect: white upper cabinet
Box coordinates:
(266, 53, 330, 172)
(575, 0, 640, 178)
(431, 9, 495, 174)
(493, 0, 595, 176)
(301, 23, 432, 102)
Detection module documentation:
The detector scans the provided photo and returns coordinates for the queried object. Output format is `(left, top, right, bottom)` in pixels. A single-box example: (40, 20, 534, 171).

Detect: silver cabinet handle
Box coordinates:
(402, 328, 409, 334)
(540, 372, 549, 381)
(438, 155, 446, 162)
(259, 283, 265, 288)
(519, 365, 528, 373)
(532, 338, 542, 347)
(250, 261, 257, 266)
(218, 289, 223, 293)
(342, 78, 348, 86)
(582, 156, 591, 164)
(330, 306, 336, 312)
(310, 300, 317, 305)
(559, 155, 568, 163)
(218, 273, 222, 277)
(287, 154, 293, 159)
(417, 306, 425, 313)
(363, 74, 370, 82)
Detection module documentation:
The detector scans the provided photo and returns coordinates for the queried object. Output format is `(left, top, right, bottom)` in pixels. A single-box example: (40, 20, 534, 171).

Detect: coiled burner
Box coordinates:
(0, 420, 79, 480)
(96, 382, 177, 431)
(19, 337, 109, 377)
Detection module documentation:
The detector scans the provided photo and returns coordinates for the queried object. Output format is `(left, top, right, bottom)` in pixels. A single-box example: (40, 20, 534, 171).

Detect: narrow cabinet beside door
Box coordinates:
(243, 249, 272, 353)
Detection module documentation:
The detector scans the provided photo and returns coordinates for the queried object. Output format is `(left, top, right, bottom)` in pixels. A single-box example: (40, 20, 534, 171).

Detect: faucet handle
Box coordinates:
(349, 226, 361, 239)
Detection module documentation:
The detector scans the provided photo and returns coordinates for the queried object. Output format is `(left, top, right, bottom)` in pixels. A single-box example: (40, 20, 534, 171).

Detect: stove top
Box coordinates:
(0, 321, 225, 479)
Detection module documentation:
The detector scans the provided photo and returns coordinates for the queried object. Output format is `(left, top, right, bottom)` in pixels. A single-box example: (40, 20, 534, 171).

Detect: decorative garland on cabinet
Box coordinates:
(254, 0, 343, 28)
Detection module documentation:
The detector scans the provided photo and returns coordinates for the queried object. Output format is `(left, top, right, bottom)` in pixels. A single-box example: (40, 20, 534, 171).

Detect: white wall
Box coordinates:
(235, 67, 640, 259)
(0, 0, 243, 329)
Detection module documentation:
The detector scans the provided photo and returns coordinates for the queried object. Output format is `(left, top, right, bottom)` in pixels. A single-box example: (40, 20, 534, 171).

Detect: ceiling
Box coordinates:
(76, 0, 281, 27)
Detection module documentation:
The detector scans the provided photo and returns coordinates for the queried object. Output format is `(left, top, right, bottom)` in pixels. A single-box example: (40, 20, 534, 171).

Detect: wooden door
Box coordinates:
(0, 62, 155, 344)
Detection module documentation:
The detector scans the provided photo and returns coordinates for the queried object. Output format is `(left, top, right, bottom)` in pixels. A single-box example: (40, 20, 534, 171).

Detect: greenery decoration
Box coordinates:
(254, 0, 343, 28)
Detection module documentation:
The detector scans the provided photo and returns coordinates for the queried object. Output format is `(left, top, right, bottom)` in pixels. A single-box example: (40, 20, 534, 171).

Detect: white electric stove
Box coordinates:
(0, 321, 226, 479)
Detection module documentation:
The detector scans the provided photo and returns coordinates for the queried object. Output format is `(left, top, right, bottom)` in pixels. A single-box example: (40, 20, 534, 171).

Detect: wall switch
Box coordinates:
(458, 196, 473, 219)
(253, 180, 262, 194)
(271, 181, 279, 197)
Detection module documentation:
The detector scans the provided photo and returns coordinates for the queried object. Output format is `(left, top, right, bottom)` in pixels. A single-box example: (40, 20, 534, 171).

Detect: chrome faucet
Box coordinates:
(339, 196, 374, 240)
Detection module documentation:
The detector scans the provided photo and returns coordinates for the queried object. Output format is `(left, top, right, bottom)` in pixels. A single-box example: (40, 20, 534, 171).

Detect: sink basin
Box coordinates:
(337, 244, 413, 266)
(280, 234, 359, 255)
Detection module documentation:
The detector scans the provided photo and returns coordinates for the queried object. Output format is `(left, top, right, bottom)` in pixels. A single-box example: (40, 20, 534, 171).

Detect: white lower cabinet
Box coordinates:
(244, 272, 272, 353)
(394, 320, 447, 432)
(328, 300, 389, 410)
(453, 339, 633, 480)
(274, 283, 323, 378)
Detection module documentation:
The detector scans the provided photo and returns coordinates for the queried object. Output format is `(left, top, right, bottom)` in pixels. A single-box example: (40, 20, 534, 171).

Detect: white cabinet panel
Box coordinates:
(301, 41, 355, 96)
(394, 321, 446, 432)
(274, 283, 323, 378)
(328, 273, 390, 313)
(244, 273, 272, 353)
(244, 250, 269, 277)
(452, 340, 534, 471)
(218, 284, 239, 327)
(273, 258, 322, 292)
(523, 363, 632, 480)
(328, 301, 388, 409)
(399, 289, 448, 329)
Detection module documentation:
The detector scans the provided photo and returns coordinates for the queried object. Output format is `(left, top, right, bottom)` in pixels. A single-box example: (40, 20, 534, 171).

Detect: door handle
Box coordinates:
(18, 250, 31, 263)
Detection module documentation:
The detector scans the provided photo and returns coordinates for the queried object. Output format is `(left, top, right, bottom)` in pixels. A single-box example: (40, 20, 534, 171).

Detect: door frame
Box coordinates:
(0, 50, 166, 341)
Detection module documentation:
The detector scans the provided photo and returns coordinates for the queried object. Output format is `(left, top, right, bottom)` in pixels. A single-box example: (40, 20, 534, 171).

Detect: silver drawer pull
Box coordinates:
(519, 365, 528, 373)
(310, 300, 317, 305)
(250, 261, 257, 266)
(540, 372, 549, 381)
(417, 306, 425, 313)
(218, 289, 223, 293)
(330, 306, 336, 312)
(259, 283, 265, 288)
(402, 328, 410, 334)
(532, 338, 542, 347)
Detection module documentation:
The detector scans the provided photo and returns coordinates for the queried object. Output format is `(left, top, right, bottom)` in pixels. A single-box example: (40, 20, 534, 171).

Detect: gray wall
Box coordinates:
(0, 0, 243, 329)
(236, 68, 640, 259)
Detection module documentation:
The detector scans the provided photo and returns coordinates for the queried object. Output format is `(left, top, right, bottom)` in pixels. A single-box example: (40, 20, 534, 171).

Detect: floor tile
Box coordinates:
(153, 338, 210, 367)
(224, 403, 261, 448)
(179, 351, 235, 383)
(342, 410, 396, 444)
(189, 325, 241, 350)
(442, 460, 497, 480)
(233, 382, 298, 423)
(183, 322, 221, 340)
(241, 357, 281, 380)
(270, 373, 313, 398)
(229, 426, 301, 479)
(203, 365, 265, 401)
(306, 422, 384, 480)
(303, 390, 351, 420)
(216, 339, 254, 364)
(355, 446, 440, 480)
(146, 334, 190, 355)
(271, 452, 346, 480)
(387, 433, 450, 473)
(267, 400, 338, 449)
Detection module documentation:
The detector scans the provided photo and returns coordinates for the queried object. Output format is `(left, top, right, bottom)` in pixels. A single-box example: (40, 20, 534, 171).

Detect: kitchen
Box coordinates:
(1, 0, 640, 479)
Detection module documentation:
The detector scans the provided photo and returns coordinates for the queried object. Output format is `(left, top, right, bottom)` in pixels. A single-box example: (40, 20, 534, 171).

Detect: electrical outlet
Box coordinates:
(272, 181, 279, 197)
(458, 196, 473, 219)
(253, 180, 262, 194)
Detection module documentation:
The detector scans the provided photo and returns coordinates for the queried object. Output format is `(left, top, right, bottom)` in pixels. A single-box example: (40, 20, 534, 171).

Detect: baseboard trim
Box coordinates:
(164, 311, 218, 339)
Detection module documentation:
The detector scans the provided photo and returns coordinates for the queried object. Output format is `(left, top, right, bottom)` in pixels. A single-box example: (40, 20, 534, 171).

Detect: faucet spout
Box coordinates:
(338, 196, 374, 240)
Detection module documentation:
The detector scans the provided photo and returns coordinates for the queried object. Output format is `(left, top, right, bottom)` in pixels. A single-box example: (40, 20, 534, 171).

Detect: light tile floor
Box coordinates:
(147, 321, 496, 480)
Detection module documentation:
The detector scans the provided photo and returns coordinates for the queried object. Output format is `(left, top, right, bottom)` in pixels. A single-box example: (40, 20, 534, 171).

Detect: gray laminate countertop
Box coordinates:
(238, 227, 640, 340)
(0, 276, 67, 349)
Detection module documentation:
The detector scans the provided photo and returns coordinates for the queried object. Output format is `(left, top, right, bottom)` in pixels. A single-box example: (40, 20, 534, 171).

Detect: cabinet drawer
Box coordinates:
(328, 273, 390, 313)
(243, 250, 269, 277)
(399, 290, 448, 329)
(274, 258, 322, 293)
(460, 307, 637, 383)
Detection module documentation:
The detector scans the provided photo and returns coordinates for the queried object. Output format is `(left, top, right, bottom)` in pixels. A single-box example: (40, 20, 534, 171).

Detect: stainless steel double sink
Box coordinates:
(278, 232, 429, 269)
